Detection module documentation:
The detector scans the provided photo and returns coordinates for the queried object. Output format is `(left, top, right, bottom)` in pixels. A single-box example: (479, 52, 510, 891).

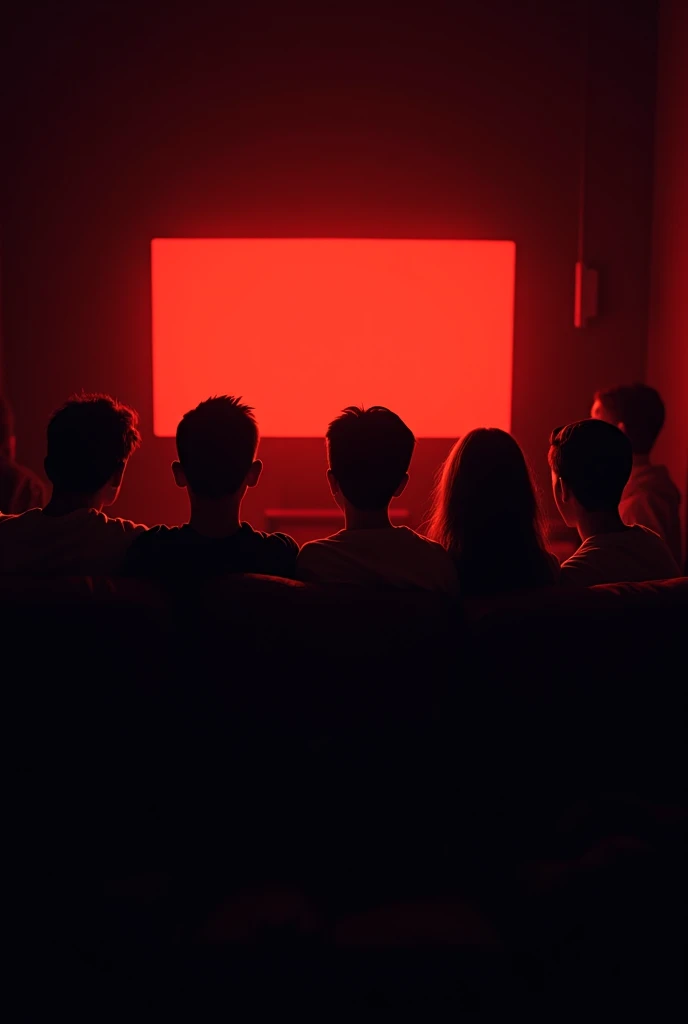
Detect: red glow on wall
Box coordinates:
(152, 238, 515, 437)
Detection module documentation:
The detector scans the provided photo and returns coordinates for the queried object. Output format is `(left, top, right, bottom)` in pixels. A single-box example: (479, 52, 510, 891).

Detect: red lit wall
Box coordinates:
(152, 238, 515, 438)
(1, 3, 658, 528)
(648, 0, 688, 567)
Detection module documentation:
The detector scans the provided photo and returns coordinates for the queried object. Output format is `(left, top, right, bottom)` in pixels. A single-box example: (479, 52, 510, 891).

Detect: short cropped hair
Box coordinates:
(326, 405, 415, 510)
(46, 393, 141, 492)
(594, 383, 665, 455)
(549, 419, 633, 512)
(0, 394, 15, 448)
(176, 396, 258, 498)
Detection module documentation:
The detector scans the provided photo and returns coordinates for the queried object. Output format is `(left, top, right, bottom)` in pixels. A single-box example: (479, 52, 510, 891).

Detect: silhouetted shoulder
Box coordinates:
(121, 525, 191, 574)
(101, 512, 148, 533)
(247, 528, 299, 555)
(0, 507, 146, 574)
(128, 524, 179, 547)
(0, 458, 46, 515)
(560, 525, 680, 586)
(123, 522, 298, 579)
(297, 526, 458, 592)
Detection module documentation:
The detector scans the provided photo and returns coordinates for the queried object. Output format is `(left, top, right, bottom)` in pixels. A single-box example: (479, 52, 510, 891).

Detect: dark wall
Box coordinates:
(1, 2, 657, 527)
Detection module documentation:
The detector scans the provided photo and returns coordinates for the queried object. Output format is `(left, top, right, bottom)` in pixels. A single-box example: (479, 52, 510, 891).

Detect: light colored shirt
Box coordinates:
(0, 507, 146, 575)
(620, 463, 682, 566)
(297, 525, 459, 593)
(560, 525, 681, 587)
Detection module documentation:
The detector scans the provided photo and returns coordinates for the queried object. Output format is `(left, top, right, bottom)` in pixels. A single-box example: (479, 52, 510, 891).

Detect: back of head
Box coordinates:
(593, 383, 665, 455)
(46, 393, 141, 493)
(549, 418, 633, 511)
(326, 406, 415, 510)
(430, 427, 545, 554)
(176, 396, 258, 498)
(0, 394, 15, 454)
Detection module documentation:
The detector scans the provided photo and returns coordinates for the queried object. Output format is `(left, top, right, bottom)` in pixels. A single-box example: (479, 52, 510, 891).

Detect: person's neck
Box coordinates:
(188, 495, 242, 538)
(43, 491, 103, 516)
(632, 454, 651, 468)
(576, 508, 629, 543)
(343, 506, 394, 531)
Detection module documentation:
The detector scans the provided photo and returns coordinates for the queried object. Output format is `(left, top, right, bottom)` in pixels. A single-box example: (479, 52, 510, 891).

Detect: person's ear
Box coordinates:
(557, 477, 571, 503)
(246, 459, 262, 488)
(172, 460, 187, 488)
(327, 469, 340, 497)
(617, 421, 627, 436)
(392, 473, 409, 498)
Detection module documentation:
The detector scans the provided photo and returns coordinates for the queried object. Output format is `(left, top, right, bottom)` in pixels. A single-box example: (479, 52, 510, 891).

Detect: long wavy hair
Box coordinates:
(428, 428, 555, 596)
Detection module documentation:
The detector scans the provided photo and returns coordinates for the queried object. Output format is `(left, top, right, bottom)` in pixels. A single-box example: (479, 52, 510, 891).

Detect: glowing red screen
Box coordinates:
(152, 238, 515, 437)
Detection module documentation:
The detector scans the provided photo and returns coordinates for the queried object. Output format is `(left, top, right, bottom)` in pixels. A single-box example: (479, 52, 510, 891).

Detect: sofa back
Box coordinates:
(3, 574, 686, 909)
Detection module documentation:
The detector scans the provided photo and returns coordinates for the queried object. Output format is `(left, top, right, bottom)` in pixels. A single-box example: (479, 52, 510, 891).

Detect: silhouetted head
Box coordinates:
(326, 406, 415, 511)
(591, 383, 665, 456)
(173, 396, 261, 500)
(549, 418, 633, 528)
(0, 394, 16, 460)
(45, 394, 141, 506)
(429, 427, 553, 595)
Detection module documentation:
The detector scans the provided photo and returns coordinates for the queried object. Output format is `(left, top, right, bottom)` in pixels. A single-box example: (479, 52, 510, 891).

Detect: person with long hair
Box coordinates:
(428, 427, 559, 596)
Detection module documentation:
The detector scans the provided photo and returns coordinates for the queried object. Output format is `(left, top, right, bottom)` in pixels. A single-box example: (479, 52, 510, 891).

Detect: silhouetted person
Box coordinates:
(297, 405, 457, 590)
(123, 396, 298, 579)
(428, 427, 559, 596)
(0, 393, 145, 573)
(0, 394, 46, 514)
(549, 419, 680, 586)
(591, 384, 682, 565)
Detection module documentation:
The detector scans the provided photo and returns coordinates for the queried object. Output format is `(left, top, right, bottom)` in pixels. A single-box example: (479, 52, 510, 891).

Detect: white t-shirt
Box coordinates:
(560, 525, 681, 587)
(0, 507, 146, 575)
(296, 526, 459, 593)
